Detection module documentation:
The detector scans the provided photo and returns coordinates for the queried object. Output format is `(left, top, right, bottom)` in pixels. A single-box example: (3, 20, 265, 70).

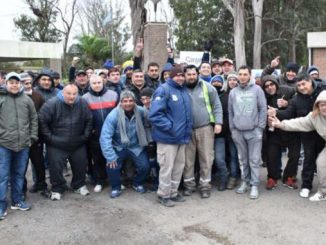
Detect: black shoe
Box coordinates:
(183, 188, 193, 196)
(200, 190, 211, 198)
(40, 189, 51, 198)
(218, 182, 227, 191)
(170, 193, 186, 202)
(157, 196, 175, 207)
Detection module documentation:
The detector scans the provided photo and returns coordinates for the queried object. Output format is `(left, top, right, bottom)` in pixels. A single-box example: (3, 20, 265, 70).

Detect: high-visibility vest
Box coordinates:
(201, 80, 215, 123)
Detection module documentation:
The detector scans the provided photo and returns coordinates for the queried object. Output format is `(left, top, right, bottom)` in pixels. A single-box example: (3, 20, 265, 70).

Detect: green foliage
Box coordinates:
(170, 0, 234, 60)
(13, 0, 62, 42)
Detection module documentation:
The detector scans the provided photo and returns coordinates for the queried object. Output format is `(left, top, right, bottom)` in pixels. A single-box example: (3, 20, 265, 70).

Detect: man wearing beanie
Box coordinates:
(100, 90, 150, 198)
(149, 65, 193, 207)
(33, 70, 59, 101)
(262, 56, 299, 88)
(182, 65, 223, 198)
(307, 65, 323, 83)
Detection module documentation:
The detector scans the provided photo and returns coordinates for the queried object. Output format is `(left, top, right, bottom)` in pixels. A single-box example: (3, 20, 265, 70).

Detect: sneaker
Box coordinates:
(299, 188, 310, 198)
(236, 181, 248, 194)
(183, 188, 193, 196)
(50, 192, 62, 201)
(200, 190, 211, 198)
(266, 178, 277, 190)
(40, 189, 51, 198)
(0, 210, 7, 220)
(283, 177, 298, 189)
(11, 201, 31, 211)
(250, 186, 259, 199)
(170, 193, 186, 202)
(157, 196, 175, 207)
(132, 185, 147, 193)
(75, 185, 90, 196)
(110, 189, 122, 198)
(121, 184, 126, 190)
(227, 177, 237, 190)
(309, 192, 326, 202)
(94, 184, 103, 193)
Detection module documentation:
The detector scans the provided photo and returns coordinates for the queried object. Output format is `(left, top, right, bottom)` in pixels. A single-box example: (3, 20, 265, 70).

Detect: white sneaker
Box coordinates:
(51, 192, 62, 201)
(299, 188, 310, 198)
(75, 186, 90, 196)
(94, 184, 102, 193)
(309, 192, 326, 202)
(121, 184, 126, 190)
(250, 186, 259, 199)
(236, 181, 248, 194)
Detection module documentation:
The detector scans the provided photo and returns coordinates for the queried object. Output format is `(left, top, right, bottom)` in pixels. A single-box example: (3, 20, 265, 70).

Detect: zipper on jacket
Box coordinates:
(14, 97, 21, 150)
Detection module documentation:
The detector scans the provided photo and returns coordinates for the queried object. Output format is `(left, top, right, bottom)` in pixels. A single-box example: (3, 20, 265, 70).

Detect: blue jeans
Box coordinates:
(214, 137, 229, 183)
(106, 149, 150, 191)
(0, 147, 29, 211)
(227, 136, 240, 178)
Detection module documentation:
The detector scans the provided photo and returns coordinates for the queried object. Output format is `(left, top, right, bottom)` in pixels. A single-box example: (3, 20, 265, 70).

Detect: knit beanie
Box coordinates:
(286, 62, 299, 74)
(170, 65, 184, 78)
(211, 75, 224, 84)
(307, 65, 319, 76)
(140, 87, 154, 98)
(227, 72, 238, 81)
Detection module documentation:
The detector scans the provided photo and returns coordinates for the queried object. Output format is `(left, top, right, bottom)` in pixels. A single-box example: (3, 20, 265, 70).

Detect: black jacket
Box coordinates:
(39, 95, 93, 151)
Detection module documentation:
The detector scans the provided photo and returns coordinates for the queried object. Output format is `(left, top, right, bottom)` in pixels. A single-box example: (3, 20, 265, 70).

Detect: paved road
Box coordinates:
(1, 165, 325, 245)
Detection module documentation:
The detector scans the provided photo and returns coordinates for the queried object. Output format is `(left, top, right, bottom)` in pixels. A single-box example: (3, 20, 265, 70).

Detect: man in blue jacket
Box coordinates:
(148, 65, 193, 207)
(100, 90, 150, 198)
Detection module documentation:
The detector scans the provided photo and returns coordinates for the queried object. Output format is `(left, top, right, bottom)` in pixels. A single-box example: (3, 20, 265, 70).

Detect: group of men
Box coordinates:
(1, 40, 326, 221)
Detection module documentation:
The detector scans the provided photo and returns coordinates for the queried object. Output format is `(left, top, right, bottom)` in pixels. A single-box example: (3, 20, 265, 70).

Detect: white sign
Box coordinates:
(179, 51, 210, 67)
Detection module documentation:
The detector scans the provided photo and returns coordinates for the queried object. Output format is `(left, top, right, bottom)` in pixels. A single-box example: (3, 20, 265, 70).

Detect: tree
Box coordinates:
(252, 0, 264, 68)
(222, 0, 247, 68)
(14, 0, 62, 42)
(129, 0, 147, 47)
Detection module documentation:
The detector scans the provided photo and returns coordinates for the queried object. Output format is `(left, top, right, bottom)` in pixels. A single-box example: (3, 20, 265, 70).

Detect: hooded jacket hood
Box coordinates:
(33, 70, 55, 89)
(313, 90, 326, 111)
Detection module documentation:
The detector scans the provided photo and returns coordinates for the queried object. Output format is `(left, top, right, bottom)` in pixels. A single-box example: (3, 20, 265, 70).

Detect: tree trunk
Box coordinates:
(129, 0, 147, 48)
(252, 0, 264, 68)
(233, 0, 247, 68)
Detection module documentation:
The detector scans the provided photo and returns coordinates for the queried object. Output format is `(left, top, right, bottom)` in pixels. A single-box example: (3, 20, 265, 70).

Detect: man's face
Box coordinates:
(63, 85, 78, 105)
(318, 102, 326, 117)
(238, 68, 251, 86)
(147, 65, 159, 79)
(39, 76, 52, 90)
(109, 71, 121, 84)
(173, 74, 185, 86)
(185, 68, 198, 84)
(54, 78, 60, 87)
(125, 69, 133, 78)
(140, 96, 151, 109)
(121, 97, 135, 112)
(132, 72, 145, 88)
(286, 70, 297, 81)
(296, 79, 313, 95)
(163, 71, 170, 81)
(6, 79, 21, 94)
(310, 73, 319, 80)
(75, 74, 88, 86)
(222, 62, 233, 75)
(85, 69, 94, 78)
(90, 77, 104, 92)
(199, 63, 211, 77)
(212, 64, 221, 75)
(264, 81, 277, 95)
(23, 78, 33, 92)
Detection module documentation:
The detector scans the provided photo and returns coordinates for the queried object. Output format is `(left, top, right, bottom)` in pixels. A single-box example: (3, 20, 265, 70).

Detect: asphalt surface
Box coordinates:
(1, 164, 325, 245)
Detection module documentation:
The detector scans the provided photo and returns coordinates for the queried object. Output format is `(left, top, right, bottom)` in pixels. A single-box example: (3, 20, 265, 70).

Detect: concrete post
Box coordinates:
(143, 22, 168, 73)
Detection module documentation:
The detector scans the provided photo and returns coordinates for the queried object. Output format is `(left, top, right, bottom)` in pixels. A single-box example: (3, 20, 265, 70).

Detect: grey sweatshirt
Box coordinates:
(228, 80, 267, 131)
(187, 79, 223, 128)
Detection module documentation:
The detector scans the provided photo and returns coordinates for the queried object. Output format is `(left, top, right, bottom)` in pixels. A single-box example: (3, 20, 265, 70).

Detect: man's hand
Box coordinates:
(214, 124, 222, 134)
(134, 38, 144, 57)
(167, 46, 173, 58)
(269, 116, 282, 128)
(107, 161, 118, 169)
(72, 57, 80, 67)
(277, 98, 288, 108)
(271, 56, 280, 68)
(267, 106, 277, 117)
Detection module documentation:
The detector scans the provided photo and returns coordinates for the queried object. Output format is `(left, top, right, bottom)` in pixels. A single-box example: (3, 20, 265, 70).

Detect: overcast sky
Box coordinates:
(0, 0, 172, 52)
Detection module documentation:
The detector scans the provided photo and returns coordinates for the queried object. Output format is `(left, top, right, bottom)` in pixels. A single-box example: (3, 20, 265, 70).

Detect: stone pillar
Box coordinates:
(48, 58, 62, 77)
(143, 22, 168, 73)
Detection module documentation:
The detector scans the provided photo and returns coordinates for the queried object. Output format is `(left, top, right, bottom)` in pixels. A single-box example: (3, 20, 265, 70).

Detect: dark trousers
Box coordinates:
(47, 145, 88, 194)
(23, 141, 47, 192)
(301, 132, 325, 190)
(267, 134, 300, 181)
(89, 137, 107, 185)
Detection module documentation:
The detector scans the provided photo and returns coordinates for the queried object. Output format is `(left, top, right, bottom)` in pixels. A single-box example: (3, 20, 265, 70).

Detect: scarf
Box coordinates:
(199, 75, 211, 83)
(118, 105, 148, 147)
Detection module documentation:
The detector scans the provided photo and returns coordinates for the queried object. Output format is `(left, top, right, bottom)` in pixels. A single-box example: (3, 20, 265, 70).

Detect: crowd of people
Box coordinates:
(1, 39, 326, 221)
